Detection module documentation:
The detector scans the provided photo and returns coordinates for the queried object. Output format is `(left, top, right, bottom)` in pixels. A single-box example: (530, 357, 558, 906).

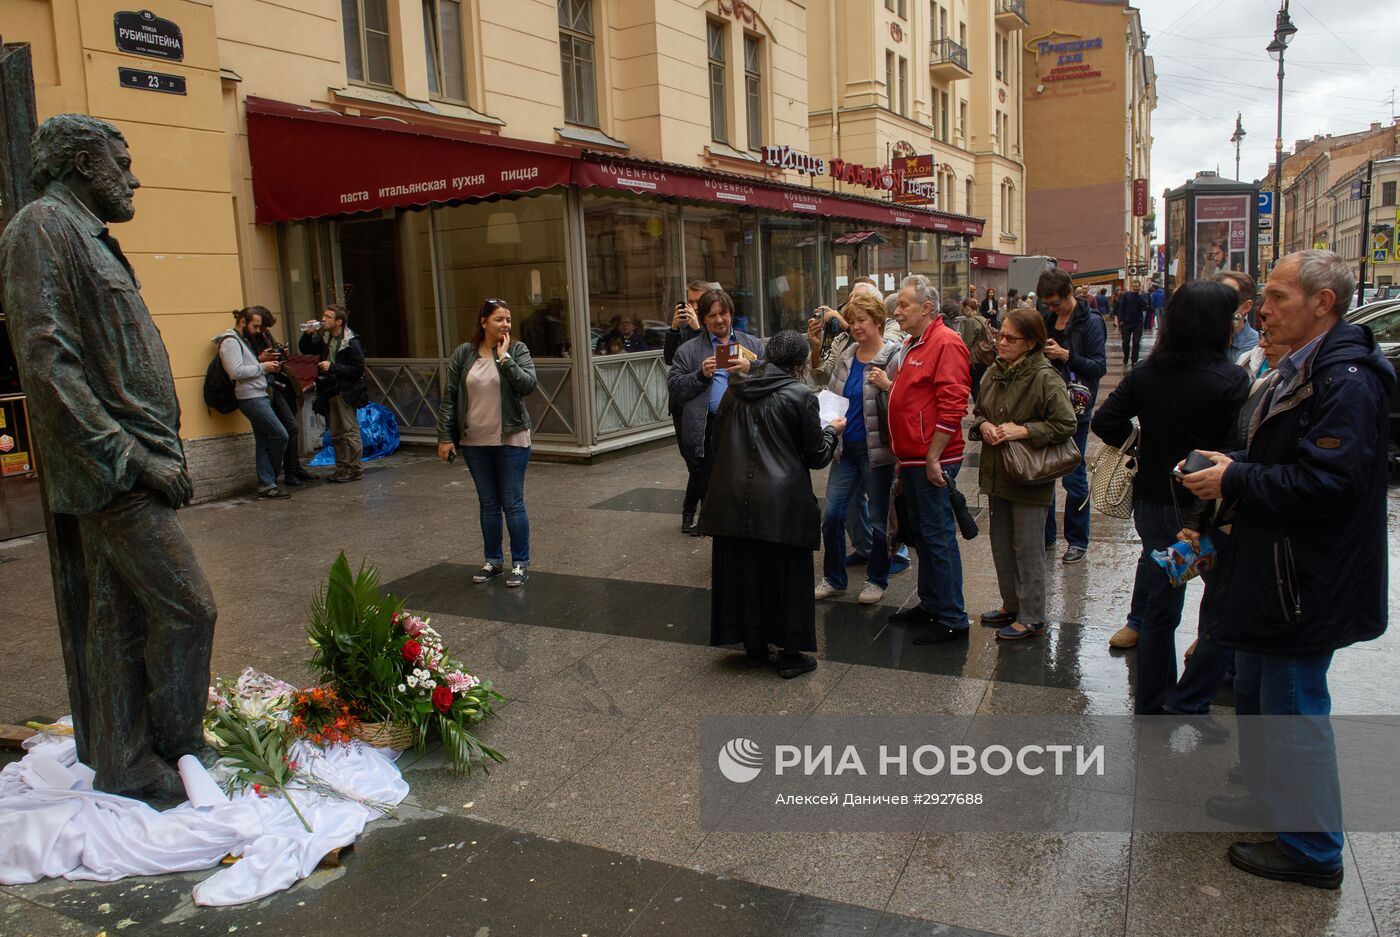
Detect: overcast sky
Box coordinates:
(1139, 0, 1398, 238)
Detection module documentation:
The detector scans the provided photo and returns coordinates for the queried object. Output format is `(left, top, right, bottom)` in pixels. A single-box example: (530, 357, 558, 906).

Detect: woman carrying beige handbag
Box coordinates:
(970, 307, 1079, 641)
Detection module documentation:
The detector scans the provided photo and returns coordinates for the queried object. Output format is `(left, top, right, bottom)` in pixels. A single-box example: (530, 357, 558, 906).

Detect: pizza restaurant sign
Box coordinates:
(761, 145, 937, 203)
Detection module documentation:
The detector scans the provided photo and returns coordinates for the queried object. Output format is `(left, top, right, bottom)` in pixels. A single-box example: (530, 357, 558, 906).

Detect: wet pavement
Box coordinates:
(2, 344, 1399, 936)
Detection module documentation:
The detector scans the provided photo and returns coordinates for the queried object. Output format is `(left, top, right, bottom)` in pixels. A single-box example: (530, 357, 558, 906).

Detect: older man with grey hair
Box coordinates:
(1182, 249, 1394, 888)
(885, 274, 971, 642)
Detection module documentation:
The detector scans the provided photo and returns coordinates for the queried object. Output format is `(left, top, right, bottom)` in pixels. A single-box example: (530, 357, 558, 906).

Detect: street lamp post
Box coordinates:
(1230, 113, 1246, 181)
(1267, 0, 1297, 272)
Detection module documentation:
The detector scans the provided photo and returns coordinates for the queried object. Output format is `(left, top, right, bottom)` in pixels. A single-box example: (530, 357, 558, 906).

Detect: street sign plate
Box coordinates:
(1257, 191, 1274, 215)
(118, 67, 186, 95)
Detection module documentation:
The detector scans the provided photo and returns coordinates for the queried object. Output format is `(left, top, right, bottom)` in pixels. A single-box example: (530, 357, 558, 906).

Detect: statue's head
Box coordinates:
(31, 114, 140, 223)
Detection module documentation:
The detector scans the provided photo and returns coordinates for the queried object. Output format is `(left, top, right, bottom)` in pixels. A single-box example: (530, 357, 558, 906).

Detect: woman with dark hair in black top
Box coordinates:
(1091, 280, 1250, 715)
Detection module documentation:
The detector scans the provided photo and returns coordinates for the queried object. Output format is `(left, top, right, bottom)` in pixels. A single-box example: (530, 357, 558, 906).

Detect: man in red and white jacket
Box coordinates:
(886, 275, 972, 642)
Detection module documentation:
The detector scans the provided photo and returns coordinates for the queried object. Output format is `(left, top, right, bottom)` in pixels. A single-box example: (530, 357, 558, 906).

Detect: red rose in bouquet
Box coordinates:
(401, 639, 422, 663)
(431, 685, 453, 713)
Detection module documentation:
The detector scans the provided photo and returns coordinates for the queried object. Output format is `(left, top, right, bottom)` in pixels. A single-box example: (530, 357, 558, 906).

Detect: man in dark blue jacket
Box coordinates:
(1117, 280, 1147, 366)
(1183, 250, 1394, 890)
(1036, 268, 1107, 563)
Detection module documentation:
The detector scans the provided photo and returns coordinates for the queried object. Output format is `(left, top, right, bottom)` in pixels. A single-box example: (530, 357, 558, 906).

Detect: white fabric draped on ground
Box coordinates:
(0, 727, 409, 906)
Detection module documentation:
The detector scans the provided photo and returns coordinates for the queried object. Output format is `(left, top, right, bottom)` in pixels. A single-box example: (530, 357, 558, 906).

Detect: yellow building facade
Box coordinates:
(1020, 0, 1154, 283)
(807, 0, 1029, 294)
(1, 0, 997, 501)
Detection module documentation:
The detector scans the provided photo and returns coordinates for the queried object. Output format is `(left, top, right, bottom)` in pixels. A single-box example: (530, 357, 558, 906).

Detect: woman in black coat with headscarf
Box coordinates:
(699, 330, 843, 678)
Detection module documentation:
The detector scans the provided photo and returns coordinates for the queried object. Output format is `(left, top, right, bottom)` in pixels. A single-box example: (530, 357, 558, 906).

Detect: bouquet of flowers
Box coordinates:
(306, 553, 504, 773)
(288, 686, 362, 747)
(204, 669, 310, 831)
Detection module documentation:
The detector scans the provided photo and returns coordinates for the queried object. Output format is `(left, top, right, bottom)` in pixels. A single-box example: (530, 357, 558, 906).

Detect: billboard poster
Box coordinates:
(1194, 195, 1251, 278)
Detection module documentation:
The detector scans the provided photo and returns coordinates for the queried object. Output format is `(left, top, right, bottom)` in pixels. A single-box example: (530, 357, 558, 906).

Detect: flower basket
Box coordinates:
(352, 720, 414, 751)
(306, 553, 505, 773)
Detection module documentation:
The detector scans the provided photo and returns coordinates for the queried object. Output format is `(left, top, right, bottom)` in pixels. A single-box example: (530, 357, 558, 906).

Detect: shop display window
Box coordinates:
(435, 192, 573, 357)
(582, 193, 682, 355)
(760, 215, 825, 337)
(681, 206, 758, 336)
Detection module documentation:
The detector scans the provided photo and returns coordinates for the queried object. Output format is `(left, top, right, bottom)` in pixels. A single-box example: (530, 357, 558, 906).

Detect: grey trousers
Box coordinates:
(989, 495, 1050, 626)
(328, 395, 363, 476)
(75, 487, 217, 795)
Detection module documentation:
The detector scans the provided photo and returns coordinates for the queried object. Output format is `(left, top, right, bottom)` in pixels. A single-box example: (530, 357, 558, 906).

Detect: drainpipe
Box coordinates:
(830, 0, 840, 191)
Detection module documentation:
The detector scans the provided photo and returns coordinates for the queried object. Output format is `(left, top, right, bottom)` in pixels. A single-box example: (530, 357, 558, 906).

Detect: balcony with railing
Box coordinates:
(929, 37, 971, 81)
(995, 0, 1028, 28)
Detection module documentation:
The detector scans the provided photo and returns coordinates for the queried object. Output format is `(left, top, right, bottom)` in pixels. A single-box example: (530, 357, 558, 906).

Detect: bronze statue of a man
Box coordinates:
(0, 114, 216, 799)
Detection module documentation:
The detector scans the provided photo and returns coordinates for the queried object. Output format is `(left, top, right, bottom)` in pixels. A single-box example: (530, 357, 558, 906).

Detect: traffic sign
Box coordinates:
(1258, 191, 1274, 215)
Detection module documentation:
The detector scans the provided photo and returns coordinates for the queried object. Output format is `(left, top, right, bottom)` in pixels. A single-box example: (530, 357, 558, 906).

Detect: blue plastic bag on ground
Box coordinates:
(307, 401, 400, 466)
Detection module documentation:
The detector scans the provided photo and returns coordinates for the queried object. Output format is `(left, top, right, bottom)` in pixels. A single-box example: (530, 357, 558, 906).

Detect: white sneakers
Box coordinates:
(815, 580, 885, 604)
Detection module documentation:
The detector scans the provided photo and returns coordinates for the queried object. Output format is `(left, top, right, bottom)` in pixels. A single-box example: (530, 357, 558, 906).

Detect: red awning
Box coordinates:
(244, 97, 985, 237)
(245, 97, 576, 223)
(575, 156, 983, 236)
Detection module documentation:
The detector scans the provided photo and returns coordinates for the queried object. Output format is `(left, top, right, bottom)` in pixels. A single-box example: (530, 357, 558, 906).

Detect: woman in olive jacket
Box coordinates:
(436, 299, 539, 588)
(699, 330, 842, 679)
(971, 306, 1078, 640)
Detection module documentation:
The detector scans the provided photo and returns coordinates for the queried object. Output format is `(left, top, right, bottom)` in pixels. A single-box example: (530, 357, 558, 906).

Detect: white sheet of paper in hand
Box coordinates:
(816, 390, 849, 428)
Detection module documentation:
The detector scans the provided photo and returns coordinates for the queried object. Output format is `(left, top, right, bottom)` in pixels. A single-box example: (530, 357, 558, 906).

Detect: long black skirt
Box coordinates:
(710, 536, 817, 653)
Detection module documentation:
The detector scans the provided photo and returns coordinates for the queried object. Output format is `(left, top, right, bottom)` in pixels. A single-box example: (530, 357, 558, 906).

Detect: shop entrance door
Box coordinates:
(0, 41, 43, 541)
(334, 217, 403, 356)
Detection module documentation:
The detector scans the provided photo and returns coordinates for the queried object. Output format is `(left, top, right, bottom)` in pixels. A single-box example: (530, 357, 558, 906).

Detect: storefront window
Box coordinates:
(332, 212, 438, 360)
(761, 215, 824, 336)
(907, 231, 939, 294)
(278, 220, 332, 330)
(435, 191, 572, 357)
(681, 205, 758, 335)
(940, 235, 970, 302)
(582, 192, 681, 355)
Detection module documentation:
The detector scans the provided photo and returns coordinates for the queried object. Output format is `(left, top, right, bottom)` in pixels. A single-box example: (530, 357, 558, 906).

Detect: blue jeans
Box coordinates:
(846, 485, 871, 557)
(1234, 651, 1343, 869)
(899, 462, 966, 629)
(847, 480, 909, 567)
(1045, 422, 1091, 548)
(823, 440, 894, 590)
(1128, 500, 1190, 715)
(1164, 532, 1234, 714)
(238, 396, 288, 490)
(462, 445, 531, 566)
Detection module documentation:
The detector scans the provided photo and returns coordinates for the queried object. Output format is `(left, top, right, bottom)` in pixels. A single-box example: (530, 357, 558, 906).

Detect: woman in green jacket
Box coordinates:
(436, 299, 538, 588)
(971, 305, 1078, 640)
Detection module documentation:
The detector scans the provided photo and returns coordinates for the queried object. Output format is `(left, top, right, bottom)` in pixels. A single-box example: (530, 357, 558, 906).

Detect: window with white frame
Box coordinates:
(885, 50, 895, 111)
(965, 178, 974, 215)
(744, 34, 762, 150)
(342, 0, 392, 87)
(709, 20, 728, 143)
(939, 90, 950, 142)
(559, 0, 599, 127)
(898, 56, 907, 117)
(423, 0, 466, 101)
(1001, 181, 1014, 233)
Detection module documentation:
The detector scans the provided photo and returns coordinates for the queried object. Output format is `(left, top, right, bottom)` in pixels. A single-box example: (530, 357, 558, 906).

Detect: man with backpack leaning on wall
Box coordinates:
(208, 308, 291, 499)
